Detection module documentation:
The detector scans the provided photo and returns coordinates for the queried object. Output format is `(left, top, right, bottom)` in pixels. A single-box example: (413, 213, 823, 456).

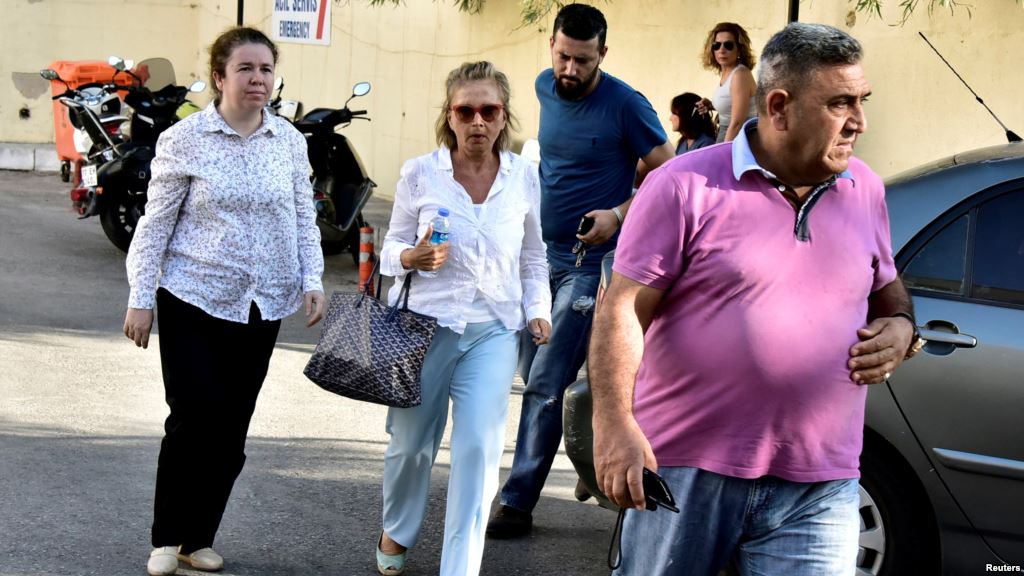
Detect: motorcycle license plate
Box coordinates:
(81, 165, 98, 187)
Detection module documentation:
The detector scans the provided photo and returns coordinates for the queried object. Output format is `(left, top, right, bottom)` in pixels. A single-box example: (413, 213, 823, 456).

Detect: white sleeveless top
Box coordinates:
(712, 64, 756, 142)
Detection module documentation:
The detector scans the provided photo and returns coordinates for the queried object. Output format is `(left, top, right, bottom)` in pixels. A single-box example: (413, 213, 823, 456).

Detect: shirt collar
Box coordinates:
(731, 118, 854, 184)
(200, 102, 278, 137)
(438, 145, 513, 174)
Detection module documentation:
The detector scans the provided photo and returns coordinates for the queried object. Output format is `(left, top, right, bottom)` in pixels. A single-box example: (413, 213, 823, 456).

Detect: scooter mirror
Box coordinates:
(40, 69, 60, 81)
(352, 82, 371, 97)
(108, 56, 126, 70)
(124, 59, 135, 70)
(189, 80, 207, 93)
(274, 77, 284, 91)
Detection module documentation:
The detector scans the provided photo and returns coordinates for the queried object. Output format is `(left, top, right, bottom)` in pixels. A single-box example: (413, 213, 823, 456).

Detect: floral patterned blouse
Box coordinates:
(126, 103, 323, 323)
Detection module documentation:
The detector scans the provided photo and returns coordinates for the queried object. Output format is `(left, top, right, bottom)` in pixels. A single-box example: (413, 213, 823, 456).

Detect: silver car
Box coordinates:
(563, 142, 1024, 576)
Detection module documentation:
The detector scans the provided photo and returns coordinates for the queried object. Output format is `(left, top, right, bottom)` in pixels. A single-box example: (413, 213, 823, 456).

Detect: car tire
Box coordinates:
(858, 442, 940, 576)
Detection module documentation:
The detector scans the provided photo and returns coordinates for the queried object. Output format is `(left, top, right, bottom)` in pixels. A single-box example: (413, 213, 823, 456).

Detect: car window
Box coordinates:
(971, 190, 1024, 305)
(903, 214, 969, 295)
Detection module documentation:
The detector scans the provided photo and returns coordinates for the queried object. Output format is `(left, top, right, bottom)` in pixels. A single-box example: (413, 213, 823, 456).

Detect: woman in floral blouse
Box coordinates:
(123, 27, 324, 576)
(374, 61, 551, 576)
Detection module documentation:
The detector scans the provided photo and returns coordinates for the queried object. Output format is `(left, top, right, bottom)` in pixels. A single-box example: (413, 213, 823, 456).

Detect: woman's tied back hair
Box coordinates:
(208, 26, 279, 104)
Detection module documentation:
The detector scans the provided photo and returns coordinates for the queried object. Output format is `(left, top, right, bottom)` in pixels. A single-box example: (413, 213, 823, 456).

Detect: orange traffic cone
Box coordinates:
(359, 225, 375, 294)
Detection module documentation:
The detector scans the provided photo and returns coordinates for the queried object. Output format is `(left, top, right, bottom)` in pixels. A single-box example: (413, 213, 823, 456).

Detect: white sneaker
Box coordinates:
(147, 546, 179, 576)
(178, 547, 224, 572)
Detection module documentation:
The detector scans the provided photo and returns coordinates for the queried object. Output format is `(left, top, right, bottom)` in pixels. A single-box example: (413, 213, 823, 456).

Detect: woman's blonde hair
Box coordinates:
(434, 61, 518, 152)
(701, 22, 757, 72)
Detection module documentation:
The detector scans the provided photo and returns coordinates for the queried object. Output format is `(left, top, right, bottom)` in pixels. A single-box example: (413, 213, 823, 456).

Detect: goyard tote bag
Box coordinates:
(304, 261, 437, 407)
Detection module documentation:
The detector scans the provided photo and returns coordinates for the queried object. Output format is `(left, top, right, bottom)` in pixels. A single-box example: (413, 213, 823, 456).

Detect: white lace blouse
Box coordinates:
(126, 103, 324, 323)
(380, 147, 550, 334)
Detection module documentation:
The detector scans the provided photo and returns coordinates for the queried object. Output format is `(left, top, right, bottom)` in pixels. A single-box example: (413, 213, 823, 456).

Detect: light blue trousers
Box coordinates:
(382, 320, 518, 576)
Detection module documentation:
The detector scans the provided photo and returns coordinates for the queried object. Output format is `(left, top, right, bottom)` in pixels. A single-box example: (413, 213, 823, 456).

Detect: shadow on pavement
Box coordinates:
(0, 421, 612, 576)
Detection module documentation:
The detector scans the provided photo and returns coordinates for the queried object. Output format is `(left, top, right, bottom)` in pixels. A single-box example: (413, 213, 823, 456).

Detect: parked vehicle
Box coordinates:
(49, 56, 204, 252)
(268, 76, 302, 121)
(292, 81, 376, 262)
(564, 142, 1024, 575)
(96, 57, 205, 251)
(39, 67, 130, 185)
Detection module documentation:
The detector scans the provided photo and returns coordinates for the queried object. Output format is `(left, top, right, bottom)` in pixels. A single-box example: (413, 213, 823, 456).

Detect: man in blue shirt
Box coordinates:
(488, 3, 674, 539)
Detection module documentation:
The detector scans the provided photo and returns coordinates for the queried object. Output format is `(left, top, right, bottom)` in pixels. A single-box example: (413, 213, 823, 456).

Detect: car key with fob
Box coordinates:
(572, 216, 595, 268)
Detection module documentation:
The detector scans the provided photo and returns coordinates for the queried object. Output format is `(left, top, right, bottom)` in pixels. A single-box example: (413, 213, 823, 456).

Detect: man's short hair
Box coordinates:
(755, 23, 863, 114)
(552, 3, 608, 49)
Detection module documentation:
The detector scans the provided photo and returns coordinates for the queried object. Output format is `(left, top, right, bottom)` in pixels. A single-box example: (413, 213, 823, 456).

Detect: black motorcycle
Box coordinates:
(292, 82, 376, 262)
(63, 57, 204, 252)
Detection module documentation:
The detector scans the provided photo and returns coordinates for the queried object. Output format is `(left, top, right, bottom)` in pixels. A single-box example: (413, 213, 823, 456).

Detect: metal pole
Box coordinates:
(237, 0, 244, 25)
(788, 0, 799, 22)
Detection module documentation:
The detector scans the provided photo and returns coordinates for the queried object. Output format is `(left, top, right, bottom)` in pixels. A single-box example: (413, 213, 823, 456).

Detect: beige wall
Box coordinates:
(3, 0, 203, 142)
(4, 0, 1023, 199)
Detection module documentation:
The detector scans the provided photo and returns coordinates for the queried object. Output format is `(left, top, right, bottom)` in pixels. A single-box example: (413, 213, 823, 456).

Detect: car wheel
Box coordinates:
(857, 443, 940, 576)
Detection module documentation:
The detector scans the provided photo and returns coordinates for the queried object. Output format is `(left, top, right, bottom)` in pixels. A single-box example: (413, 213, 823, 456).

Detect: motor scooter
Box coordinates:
(56, 56, 204, 252)
(292, 82, 376, 262)
(39, 67, 130, 185)
(268, 77, 303, 121)
(563, 250, 620, 511)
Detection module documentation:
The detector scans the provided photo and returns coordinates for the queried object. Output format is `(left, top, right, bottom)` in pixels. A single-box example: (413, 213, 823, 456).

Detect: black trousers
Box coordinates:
(151, 289, 281, 552)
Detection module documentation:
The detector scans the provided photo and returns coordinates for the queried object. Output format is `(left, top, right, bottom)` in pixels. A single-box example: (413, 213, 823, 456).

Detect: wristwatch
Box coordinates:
(892, 312, 925, 360)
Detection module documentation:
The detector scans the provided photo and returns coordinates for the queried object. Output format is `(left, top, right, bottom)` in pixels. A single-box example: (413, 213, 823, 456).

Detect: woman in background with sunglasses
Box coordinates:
(702, 22, 758, 142)
(374, 61, 551, 576)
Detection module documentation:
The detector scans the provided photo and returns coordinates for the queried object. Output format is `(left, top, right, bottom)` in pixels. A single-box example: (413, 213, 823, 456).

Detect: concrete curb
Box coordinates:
(0, 142, 61, 172)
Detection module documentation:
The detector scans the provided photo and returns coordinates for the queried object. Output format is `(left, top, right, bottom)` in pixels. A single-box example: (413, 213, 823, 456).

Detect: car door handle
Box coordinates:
(921, 328, 977, 347)
(920, 320, 977, 355)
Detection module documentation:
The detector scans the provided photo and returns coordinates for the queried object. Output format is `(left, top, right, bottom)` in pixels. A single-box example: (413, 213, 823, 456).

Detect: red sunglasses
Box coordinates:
(450, 104, 504, 123)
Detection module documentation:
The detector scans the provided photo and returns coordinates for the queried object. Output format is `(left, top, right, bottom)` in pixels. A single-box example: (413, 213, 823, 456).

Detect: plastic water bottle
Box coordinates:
(420, 207, 450, 278)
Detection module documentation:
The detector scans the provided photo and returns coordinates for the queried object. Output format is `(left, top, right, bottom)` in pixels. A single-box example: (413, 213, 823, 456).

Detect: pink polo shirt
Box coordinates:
(614, 135, 896, 482)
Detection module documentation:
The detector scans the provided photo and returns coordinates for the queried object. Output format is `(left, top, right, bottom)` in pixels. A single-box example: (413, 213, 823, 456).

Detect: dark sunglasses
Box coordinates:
(712, 41, 736, 51)
(450, 104, 504, 123)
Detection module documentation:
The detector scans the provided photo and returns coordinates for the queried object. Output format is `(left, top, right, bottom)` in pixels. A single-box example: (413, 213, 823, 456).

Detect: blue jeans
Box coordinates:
(615, 467, 860, 576)
(499, 265, 600, 513)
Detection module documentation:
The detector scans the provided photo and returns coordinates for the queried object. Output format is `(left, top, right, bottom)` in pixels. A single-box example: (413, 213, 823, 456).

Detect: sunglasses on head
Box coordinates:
(450, 104, 504, 123)
(712, 41, 736, 51)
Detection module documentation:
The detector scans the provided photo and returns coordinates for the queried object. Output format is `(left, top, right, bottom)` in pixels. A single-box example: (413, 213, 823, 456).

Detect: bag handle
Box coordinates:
(358, 256, 416, 314)
(360, 258, 383, 297)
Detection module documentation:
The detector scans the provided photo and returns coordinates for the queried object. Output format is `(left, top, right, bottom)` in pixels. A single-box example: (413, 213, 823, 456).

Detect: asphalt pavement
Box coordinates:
(0, 170, 613, 576)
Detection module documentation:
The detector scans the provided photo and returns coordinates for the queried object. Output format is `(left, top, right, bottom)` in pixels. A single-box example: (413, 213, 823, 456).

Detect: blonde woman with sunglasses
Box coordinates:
(373, 61, 551, 576)
(702, 22, 758, 142)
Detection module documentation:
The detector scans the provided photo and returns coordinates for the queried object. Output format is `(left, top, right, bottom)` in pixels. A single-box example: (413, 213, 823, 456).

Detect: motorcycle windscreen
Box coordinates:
(131, 59, 176, 92)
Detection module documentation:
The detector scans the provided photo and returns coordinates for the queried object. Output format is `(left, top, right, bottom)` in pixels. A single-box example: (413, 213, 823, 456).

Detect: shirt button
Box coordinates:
(778, 185, 786, 191)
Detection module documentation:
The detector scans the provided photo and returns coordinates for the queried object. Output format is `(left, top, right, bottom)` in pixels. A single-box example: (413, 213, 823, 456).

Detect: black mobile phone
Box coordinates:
(577, 215, 596, 236)
(642, 468, 680, 513)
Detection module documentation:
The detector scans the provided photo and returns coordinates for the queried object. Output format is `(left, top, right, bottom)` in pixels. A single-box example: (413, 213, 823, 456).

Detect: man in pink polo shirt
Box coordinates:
(589, 23, 920, 575)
